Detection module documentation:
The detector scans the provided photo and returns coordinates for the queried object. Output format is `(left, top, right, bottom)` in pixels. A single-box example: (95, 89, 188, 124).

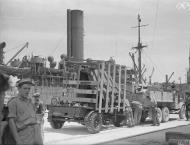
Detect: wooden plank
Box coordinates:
(118, 65, 121, 111)
(74, 89, 97, 94)
(62, 80, 98, 85)
(100, 106, 125, 112)
(92, 70, 98, 81)
(110, 64, 116, 113)
(96, 65, 101, 110)
(98, 62, 105, 113)
(104, 69, 119, 92)
(123, 67, 127, 111)
(105, 63, 111, 113)
(61, 97, 97, 103)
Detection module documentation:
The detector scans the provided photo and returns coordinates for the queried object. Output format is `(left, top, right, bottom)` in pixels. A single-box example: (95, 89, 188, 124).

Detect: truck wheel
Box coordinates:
(50, 121, 64, 129)
(162, 107, 170, 122)
(179, 105, 186, 119)
(157, 108, 162, 123)
(84, 111, 94, 125)
(85, 112, 102, 134)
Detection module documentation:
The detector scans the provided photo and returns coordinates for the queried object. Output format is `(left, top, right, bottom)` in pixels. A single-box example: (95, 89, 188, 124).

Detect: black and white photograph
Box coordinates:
(0, 0, 190, 145)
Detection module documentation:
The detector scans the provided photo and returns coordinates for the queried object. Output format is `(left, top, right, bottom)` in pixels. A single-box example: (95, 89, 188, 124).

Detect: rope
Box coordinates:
(5, 43, 26, 53)
(49, 36, 64, 56)
(142, 49, 164, 77)
(151, 0, 160, 50)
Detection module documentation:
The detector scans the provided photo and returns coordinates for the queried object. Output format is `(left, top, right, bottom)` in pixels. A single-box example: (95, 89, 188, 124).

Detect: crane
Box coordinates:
(167, 72, 174, 83)
(149, 67, 155, 85)
(6, 42, 29, 66)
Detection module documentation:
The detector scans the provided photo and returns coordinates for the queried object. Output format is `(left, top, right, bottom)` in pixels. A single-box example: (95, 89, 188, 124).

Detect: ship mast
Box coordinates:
(132, 14, 148, 84)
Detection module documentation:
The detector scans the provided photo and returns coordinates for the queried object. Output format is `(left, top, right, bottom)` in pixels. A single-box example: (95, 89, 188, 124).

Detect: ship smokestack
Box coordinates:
(67, 9, 84, 61)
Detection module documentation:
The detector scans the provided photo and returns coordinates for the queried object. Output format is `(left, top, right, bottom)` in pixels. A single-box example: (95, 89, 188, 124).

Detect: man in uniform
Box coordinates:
(8, 78, 43, 145)
(149, 96, 160, 126)
(185, 91, 190, 121)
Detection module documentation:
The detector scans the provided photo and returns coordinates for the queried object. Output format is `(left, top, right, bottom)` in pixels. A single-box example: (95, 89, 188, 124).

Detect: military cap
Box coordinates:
(16, 78, 35, 87)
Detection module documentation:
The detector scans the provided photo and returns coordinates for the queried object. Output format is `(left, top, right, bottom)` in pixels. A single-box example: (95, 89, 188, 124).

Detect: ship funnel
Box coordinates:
(67, 9, 84, 61)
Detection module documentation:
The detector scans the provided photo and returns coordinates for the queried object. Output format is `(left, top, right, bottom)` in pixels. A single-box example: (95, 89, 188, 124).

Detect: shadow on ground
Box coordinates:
(44, 125, 89, 135)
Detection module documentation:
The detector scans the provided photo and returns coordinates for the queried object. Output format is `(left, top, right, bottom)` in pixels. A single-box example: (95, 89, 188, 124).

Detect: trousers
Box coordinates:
(133, 106, 142, 125)
(18, 124, 43, 145)
(152, 107, 160, 125)
(124, 107, 135, 127)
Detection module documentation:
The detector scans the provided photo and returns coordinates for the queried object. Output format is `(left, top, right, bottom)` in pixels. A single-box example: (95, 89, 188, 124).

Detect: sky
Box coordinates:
(0, 0, 190, 83)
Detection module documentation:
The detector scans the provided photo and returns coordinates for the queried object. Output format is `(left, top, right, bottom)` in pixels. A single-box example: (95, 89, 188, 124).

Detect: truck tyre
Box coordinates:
(85, 112, 102, 134)
(162, 107, 170, 122)
(50, 121, 64, 129)
(157, 108, 162, 123)
(179, 105, 186, 119)
(113, 116, 123, 127)
(84, 111, 94, 126)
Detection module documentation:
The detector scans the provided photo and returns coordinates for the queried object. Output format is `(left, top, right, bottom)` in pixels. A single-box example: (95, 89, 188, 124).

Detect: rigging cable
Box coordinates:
(152, 0, 160, 50)
(49, 36, 65, 56)
(5, 43, 26, 53)
(143, 49, 164, 77)
(141, 0, 163, 80)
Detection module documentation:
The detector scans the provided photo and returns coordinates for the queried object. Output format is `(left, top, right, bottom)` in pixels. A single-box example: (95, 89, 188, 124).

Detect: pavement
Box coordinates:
(101, 124, 190, 145)
(43, 114, 190, 145)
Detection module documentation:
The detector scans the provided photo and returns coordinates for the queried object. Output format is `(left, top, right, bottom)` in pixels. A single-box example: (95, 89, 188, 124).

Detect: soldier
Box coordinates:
(123, 98, 135, 127)
(185, 91, 190, 121)
(7, 78, 43, 145)
(146, 95, 160, 126)
(152, 106, 160, 126)
(32, 92, 45, 140)
(33, 93, 45, 115)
